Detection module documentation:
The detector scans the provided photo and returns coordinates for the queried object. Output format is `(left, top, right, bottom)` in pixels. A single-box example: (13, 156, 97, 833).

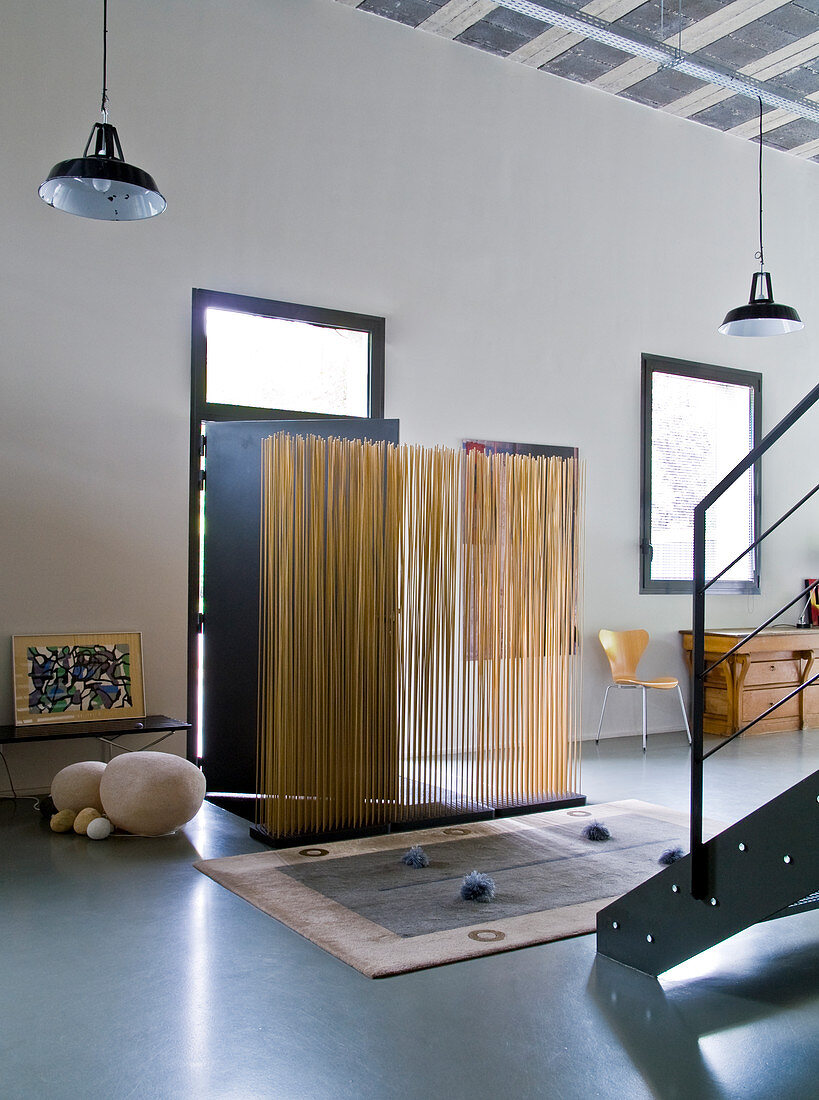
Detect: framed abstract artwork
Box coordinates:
(12, 632, 145, 726)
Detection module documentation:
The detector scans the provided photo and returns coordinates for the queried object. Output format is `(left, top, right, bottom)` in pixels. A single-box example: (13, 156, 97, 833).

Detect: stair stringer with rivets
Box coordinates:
(596, 769, 818, 976)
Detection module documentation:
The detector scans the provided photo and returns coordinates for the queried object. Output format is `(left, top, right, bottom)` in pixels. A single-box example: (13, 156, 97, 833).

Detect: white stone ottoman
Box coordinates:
(50, 760, 106, 813)
(100, 751, 206, 836)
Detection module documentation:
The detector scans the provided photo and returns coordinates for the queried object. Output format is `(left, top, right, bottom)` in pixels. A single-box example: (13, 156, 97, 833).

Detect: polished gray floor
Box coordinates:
(1, 731, 817, 1100)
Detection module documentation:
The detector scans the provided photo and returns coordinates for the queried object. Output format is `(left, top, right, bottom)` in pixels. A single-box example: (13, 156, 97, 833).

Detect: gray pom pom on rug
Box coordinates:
(659, 846, 685, 865)
(582, 821, 611, 842)
(400, 845, 429, 868)
(460, 870, 496, 902)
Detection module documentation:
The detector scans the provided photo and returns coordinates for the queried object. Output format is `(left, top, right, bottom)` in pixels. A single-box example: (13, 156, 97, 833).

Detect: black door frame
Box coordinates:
(187, 288, 386, 762)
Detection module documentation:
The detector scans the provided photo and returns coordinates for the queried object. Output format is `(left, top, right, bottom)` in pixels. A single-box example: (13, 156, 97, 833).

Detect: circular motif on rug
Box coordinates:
(299, 848, 329, 857)
(443, 826, 471, 836)
(567, 810, 592, 817)
(468, 929, 506, 943)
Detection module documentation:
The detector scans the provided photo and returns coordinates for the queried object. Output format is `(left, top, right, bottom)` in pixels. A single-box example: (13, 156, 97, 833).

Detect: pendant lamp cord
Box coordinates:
(101, 0, 109, 122)
(659, 0, 683, 57)
(757, 96, 764, 271)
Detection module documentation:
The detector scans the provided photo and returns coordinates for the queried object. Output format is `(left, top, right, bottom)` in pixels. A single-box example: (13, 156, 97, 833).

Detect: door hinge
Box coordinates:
(198, 468, 206, 489)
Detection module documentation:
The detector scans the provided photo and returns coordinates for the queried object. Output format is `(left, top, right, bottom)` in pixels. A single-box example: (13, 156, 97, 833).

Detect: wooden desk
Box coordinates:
(680, 628, 819, 737)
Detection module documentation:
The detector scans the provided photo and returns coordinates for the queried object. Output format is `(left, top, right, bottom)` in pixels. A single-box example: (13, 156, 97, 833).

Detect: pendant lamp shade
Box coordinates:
(38, 0, 165, 222)
(719, 271, 803, 337)
(39, 122, 166, 221)
(719, 98, 801, 336)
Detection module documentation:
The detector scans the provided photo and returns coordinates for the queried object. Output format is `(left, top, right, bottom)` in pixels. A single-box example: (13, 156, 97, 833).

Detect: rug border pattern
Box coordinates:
(194, 800, 704, 978)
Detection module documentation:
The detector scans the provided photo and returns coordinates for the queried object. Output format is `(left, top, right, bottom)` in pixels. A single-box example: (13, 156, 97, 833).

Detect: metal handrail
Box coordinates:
(705, 481, 819, 590)
(703, 579, 819, 677)
(691, 379, 819, 900)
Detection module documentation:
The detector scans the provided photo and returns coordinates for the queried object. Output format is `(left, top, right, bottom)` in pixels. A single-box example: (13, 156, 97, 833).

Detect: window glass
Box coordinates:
(205, 307, 370, 417)
(641, 357, 761, 594)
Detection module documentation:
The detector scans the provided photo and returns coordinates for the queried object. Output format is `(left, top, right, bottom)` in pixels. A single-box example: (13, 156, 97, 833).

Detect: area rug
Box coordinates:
(194, 800, 704, 978)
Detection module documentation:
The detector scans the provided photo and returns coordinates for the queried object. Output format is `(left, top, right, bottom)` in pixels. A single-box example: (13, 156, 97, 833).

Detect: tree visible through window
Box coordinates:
(640, 355, 761, 594)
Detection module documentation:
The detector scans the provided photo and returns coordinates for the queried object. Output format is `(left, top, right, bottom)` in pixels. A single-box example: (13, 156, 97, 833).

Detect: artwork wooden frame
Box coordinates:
(12, 632, 145, 726)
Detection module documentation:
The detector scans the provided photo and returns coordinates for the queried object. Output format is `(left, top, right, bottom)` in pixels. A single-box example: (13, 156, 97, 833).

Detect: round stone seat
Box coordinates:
(51, 760, 106, 813)
(99, 751, 206, 836)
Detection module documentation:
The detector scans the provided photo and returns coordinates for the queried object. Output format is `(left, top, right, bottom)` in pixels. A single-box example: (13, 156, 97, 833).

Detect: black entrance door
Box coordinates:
(201, 418, 399, 817)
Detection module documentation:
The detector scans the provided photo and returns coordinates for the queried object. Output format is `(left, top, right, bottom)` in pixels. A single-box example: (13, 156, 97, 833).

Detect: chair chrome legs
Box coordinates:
(642, 686, 647, 752)
(596, 684, 615, 742)
(596, 682, 691, 749)
(676, 683, 692, 745)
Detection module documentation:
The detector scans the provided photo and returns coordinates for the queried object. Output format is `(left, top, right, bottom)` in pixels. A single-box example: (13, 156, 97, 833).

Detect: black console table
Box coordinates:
(0, 715, 190, 751)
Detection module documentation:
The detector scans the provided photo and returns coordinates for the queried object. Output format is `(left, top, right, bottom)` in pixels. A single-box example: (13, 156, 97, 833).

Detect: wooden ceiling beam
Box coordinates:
(418, 0, 498, 39)
(507, 0, 646, 67)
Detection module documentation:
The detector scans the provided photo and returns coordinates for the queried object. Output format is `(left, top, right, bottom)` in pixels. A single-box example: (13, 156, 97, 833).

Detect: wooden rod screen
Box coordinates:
(257, 435, 583, 838)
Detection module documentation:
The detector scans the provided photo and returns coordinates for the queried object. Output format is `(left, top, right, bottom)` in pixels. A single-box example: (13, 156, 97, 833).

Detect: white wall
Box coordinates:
(2, 0, 818, 791)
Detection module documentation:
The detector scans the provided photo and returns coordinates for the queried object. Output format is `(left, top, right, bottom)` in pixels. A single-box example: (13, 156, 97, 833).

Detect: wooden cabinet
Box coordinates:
(679, 628, 819, 737)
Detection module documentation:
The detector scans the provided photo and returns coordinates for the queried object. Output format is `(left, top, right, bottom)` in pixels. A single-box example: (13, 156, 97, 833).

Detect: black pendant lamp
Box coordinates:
(38, 0, 165, 221)
(719, 98, 801, 336)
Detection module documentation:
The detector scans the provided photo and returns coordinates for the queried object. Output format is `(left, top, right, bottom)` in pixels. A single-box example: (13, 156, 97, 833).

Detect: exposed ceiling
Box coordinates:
(335, 0, 819, 162)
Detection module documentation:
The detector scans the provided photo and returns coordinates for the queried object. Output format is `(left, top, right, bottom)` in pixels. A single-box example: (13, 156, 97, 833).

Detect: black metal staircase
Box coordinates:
(596, 770, 818, 975)
(597, 381, 819, 975)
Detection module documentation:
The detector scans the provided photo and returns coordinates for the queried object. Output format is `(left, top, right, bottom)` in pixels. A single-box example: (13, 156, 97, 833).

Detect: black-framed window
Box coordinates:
(640, 354, 761, 595)
(190, 288, 385, 426)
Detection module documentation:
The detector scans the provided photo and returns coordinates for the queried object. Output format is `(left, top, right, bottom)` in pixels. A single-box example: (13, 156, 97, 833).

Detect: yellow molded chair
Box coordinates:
(596, 628, 691, 751)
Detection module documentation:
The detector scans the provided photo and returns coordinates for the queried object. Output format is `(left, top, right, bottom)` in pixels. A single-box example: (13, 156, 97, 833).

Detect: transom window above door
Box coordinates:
(192, 288, 385, 420)
(205, 307, 370, 417)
